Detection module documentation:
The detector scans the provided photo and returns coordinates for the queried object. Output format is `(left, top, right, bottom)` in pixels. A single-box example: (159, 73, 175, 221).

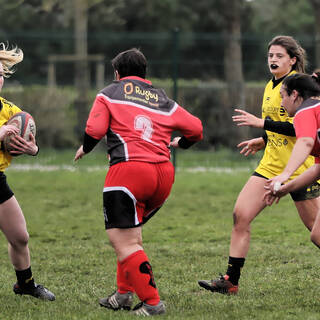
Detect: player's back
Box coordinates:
(95, 76, 202, 166)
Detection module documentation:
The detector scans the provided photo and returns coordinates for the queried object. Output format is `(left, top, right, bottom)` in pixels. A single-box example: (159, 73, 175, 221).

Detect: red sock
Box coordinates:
(117, 260, 135, 294)
(121, 250, 160, 305)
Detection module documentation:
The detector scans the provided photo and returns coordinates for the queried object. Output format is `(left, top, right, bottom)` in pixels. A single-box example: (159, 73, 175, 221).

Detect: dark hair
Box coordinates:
(111, 48, 147, 79)
(268, 35, 307, 73)
(283, 73, 320, 99)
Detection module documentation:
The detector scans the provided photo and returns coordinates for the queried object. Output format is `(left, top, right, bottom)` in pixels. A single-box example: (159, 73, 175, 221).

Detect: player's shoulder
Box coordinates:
(0, 96, 20, 111)
(297, 98, 320, 115)
(99, 81, 120, 98)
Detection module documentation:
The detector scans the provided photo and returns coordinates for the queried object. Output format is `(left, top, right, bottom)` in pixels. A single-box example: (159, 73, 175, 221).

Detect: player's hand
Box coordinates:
(237, 137, 265, 156)
(265, 173, 289, 195)
(9, 133, 38, 156)
(74, 145, 86, 162)
(0, 124, 19, 141)
(232, 109, 264, 128)
(263, 190, 280, 206)
(169, 137, 181, 148)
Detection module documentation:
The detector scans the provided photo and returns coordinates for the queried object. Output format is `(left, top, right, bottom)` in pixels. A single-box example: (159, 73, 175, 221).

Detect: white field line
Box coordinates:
(7, 163, 252, 173)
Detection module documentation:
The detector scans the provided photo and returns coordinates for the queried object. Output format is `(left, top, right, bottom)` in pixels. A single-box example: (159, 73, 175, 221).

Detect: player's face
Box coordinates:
(268, 45, 297, 79)
(280, 85, 298, 117)
(0, 62, 3, 92)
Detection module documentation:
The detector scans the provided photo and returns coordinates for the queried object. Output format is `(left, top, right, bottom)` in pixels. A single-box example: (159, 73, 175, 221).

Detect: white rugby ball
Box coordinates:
(3, 111, 36, 154)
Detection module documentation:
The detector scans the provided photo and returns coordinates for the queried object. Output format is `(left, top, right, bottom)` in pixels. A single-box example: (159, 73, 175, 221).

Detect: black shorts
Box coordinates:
(0, 172, 14, 204)
(253, 171, 320, 201)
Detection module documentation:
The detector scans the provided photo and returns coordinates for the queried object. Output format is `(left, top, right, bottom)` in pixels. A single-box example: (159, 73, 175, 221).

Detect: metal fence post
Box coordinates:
(171, 28, 179, 169)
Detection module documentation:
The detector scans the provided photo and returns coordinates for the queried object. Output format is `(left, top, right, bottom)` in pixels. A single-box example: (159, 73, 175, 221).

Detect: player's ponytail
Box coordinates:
(0, 42, 23, 77)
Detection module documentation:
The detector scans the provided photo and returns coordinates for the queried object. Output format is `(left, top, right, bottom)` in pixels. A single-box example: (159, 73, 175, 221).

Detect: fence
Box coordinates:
(1, 31, 317, 150)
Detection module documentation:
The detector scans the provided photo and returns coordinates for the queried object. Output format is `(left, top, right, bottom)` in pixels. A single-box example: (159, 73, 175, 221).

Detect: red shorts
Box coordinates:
(103, 161, 175, 229)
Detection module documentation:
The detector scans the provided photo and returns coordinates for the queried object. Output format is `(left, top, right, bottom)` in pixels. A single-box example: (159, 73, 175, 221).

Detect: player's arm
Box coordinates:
(263, 118, 295, 136)
(170, 105, 203, 149)
(74, 95, 110, 161)
(281, 163, 320, 194)
(264, 163, 320, 205)
(232, 108, 295, 136)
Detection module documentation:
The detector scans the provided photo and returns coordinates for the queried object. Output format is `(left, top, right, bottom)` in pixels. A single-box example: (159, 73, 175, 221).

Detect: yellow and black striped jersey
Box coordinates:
(256, 71, 315, 179)
(0, 96, 22, 171)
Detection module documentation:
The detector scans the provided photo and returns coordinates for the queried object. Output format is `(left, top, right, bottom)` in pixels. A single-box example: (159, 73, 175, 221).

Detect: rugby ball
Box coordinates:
(3, 111, 36, 154)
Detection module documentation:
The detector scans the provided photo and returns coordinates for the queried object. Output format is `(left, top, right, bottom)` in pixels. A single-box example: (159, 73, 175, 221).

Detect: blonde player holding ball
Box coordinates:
(0, 43, 55, 300)
(198, 35, 320, 295)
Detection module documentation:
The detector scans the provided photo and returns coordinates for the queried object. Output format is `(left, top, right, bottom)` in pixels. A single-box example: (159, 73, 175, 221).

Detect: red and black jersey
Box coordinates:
(294, 98, 320, 163)
(84, 76, 203, 165)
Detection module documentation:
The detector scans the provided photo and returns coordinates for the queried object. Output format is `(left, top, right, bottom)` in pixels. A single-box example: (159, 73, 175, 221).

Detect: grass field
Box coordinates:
(1, 149, 320, 319)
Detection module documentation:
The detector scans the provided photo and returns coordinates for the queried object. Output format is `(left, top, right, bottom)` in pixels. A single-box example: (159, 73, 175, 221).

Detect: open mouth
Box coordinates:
(270, 64, 278, 69)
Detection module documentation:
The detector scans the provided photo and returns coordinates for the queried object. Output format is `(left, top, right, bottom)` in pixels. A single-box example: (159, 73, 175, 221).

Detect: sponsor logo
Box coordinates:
(267, 136, 290, 148)
(124, 82, 159, 107)
(279, 106, 286, 116)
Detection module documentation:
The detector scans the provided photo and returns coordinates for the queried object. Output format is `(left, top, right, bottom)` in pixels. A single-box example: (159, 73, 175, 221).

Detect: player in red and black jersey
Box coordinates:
(74, 48, 203, 315)
(265, 73, 320, 247)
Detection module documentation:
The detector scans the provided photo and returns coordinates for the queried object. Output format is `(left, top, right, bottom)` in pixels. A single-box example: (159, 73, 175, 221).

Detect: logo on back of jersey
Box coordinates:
(123, 81, 159, 108)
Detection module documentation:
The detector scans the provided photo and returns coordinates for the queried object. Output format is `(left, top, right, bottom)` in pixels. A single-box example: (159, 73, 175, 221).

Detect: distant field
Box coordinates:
(1, 149, 319, 319)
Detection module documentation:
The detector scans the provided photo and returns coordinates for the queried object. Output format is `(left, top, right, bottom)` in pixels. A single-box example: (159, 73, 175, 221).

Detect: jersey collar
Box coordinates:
(271, 70, 296, 89)
(120, 76, 152, 85)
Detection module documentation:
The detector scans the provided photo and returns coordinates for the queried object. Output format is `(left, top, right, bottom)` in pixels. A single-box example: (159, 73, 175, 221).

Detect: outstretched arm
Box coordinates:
(264, 163, 320, 205)
(233, 108, 295, 136)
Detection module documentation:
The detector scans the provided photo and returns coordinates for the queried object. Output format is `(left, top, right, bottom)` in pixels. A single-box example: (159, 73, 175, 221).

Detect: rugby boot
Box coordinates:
(198, 274, 238, 295)
(13, 282, 56, 301)
(131, 301, 166, 316)
(99, 290, 133, 311)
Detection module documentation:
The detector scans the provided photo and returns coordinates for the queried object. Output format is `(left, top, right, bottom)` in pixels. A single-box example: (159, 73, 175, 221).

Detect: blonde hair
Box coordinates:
(0, 42, 23, 77)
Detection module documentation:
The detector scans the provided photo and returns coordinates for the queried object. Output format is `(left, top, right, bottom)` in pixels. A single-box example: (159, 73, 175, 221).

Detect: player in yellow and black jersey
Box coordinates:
(198, 35, 320, 295)
(0, 43, 55, 300)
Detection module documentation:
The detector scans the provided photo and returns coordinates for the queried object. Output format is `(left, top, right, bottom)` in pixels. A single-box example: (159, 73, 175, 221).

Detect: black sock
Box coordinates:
(15, 266, 35, 288)
(226, 256, 245, 285)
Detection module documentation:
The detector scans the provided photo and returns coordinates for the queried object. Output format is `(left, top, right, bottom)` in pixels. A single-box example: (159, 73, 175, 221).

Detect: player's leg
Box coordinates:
(291, 182, 320, 232)
(310, 209, 320, 247)
(198, 175, 267, 294)
(100, 162, 167, 314)
(0, 195, 55, 300)
(0, 196, 30, 270)
(291, 182, 320, 247)
(294, 199, 319, 231)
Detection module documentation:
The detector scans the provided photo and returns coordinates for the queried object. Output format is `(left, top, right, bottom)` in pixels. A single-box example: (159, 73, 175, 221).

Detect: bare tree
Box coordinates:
(222, 0, 245, 108)
(221, 0, 247, 139)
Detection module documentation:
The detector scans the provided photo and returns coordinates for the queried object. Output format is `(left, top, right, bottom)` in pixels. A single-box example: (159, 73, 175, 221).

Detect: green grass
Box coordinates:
(1, 149, 319, 319)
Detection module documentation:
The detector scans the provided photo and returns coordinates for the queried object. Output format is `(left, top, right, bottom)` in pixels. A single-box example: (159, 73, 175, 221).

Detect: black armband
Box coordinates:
(178, 136, 196, 149)
(83, 132, 100, 153)
(263, 119, 296, 136)
(262, 131, 268, 145)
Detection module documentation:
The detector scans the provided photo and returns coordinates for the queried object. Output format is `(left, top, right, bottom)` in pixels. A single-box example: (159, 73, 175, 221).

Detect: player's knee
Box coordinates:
(233, 210, 250, 229)
(10, 231, 29, 249)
